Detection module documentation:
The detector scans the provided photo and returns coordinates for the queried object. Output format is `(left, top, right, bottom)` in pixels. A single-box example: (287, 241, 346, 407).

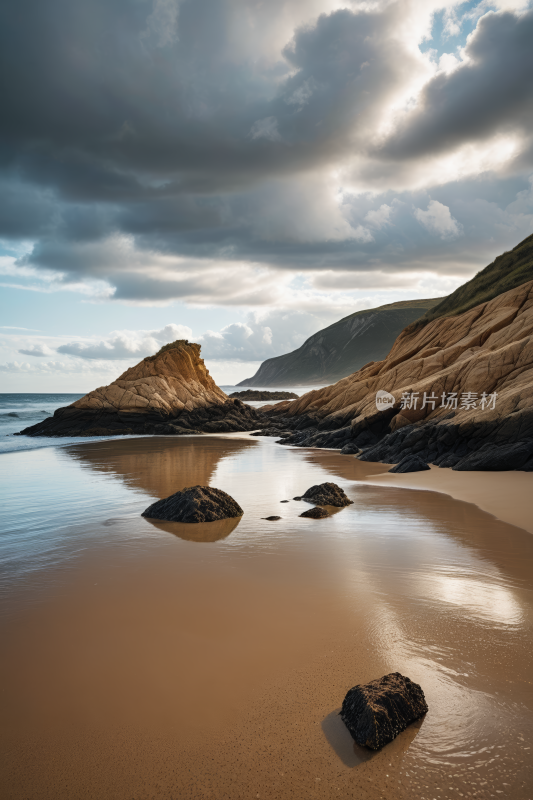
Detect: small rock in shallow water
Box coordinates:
(389, 455, 430, 473)
(262, 515, 281, 521)
(142, 485, 243, 523)
(299, 506, 330, 519)
(301, 482, 353, 507)
(340, 672, 428, 750)
(293, 496, 302, 501)
(280, 500, 289, 503)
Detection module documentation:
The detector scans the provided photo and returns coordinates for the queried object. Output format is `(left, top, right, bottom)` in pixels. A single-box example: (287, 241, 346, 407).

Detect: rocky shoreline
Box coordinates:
(255, 405, 533, 472)
(15, 273, 533, 472)
(19, 394, 533, 472)
(229, 390, 299, 401)
(18, 398, 266, 437)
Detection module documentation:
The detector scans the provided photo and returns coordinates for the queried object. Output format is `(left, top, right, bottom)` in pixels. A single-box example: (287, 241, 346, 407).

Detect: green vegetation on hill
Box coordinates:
(238, 298, 442, 387)
(153, 339, 191, 357)
(412, 232, 533, 330)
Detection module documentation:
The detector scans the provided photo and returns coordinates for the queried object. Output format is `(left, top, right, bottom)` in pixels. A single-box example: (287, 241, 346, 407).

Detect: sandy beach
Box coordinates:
(1, 435, 532, 799)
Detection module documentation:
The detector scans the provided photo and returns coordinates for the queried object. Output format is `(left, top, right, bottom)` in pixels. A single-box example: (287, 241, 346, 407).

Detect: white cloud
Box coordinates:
(56, 323, 192, 360)
(0, 360, 118, 375)
(285, 77, 320, 109)
(414, 199, 462, 239)
(141, 0, 181, 48)
(352, 225, 375, 243)
(364, 204, 393, 228)
(249, 117, 282, 142)
(18, 343, 55, 357)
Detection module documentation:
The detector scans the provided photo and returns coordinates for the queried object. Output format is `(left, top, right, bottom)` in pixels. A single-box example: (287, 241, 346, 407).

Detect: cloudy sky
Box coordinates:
(1, 0, 532, 390)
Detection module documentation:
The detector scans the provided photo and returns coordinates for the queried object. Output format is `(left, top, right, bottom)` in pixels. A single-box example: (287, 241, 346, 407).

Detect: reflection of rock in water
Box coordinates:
(64, 436, 257, 500)
(146, 516, 241, 543)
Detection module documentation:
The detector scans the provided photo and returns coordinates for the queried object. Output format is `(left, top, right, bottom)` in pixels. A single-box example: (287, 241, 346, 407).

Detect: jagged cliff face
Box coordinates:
(267, 279, 533, 467)
(72, 341, 227, 415)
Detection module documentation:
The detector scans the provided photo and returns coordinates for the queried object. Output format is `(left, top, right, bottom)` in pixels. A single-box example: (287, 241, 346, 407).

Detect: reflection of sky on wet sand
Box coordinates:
(1, 435, 532, 797)
(418, 569, 523, 626)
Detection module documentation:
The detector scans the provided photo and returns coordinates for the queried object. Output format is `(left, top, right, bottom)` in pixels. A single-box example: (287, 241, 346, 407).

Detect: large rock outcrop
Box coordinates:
(264, 277, 533, 470)
(19, 340, 265, 437)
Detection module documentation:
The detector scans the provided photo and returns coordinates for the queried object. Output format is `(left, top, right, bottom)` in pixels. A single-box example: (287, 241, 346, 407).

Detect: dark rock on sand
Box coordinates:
(340, 672, 428, 750)
(280, 500, 289, 503)
(299, 506, 330, 519)
(340, 442, 361, 455)
(229, 390, 298, 401)
(251, 427, 294, 437)
(301, 482, 353, 507)
(262, 516, 282, 521)
(389, 455, 431, 473)
(142, 485, 243, 523)
(19, 398, 265, 438)
(452, 441, 532, 471)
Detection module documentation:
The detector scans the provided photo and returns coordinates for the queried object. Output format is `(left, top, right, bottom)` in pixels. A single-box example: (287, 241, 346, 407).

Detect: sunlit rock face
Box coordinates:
(266, 279, 533, 470)
(72, 340, 227, 415)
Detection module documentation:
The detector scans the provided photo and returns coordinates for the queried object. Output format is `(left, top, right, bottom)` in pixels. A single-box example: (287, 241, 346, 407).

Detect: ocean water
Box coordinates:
(0, 388, 310, 455)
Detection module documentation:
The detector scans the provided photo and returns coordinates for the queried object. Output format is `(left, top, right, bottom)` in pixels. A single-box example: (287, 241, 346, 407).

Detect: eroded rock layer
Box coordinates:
(19, 341, 266, 437)
(262, 279, 533, 471)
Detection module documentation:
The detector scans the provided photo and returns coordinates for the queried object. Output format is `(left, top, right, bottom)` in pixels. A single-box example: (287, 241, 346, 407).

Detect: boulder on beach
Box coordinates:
(142, 485, 243, 523)
(301, 482, 353, 507)
(340, 672, 428, 750)
(299, 506, 330, 519)
(340, 442, 360, 455)
(229, 390, 299, 401)
(389, 455, 430, 473)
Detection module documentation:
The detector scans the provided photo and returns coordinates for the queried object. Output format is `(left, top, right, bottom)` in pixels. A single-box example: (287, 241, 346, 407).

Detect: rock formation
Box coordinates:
(389, 455, 431, 473)
(263, 275, 533, 471)
(300, 482, 353, 507)
(142, 485, 243, 523)
(340, 672, 428, 750)
(229, 390, 298, 401)
(237, 298, 441, 387)
(299, 506, 330, 519)
(18, 340, 266, 437)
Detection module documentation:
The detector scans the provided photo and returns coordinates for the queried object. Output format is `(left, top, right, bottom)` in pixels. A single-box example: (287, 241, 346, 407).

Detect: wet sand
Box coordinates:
(1, 436, 532, 799)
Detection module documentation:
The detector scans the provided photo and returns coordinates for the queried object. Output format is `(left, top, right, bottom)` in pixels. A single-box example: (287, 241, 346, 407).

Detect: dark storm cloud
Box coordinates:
(0, 0, 411, 197)
(0, 0, 532, 304)
(379, 9, 533, 161)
